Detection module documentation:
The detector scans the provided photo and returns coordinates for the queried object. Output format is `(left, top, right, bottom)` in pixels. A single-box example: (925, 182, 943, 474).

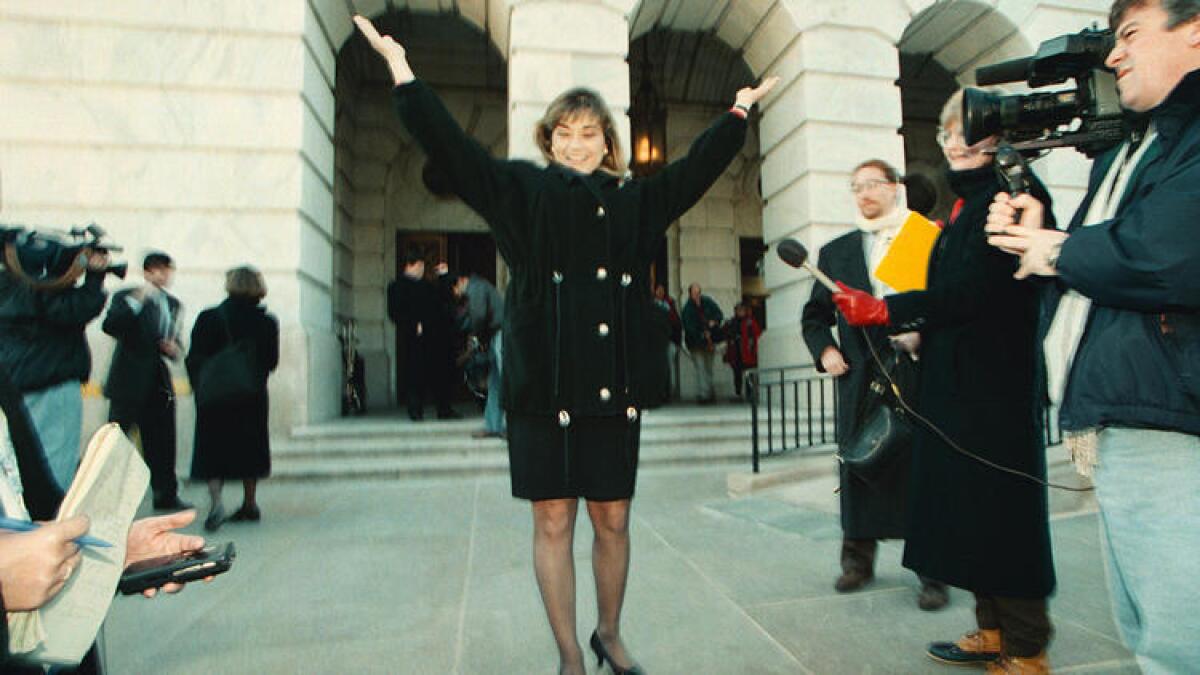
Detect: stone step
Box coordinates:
(269, 439, 838, 482)
(270, 404, 836, 481)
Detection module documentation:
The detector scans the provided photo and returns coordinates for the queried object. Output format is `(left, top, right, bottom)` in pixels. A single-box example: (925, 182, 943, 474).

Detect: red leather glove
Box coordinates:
(832, 281, 890, 327)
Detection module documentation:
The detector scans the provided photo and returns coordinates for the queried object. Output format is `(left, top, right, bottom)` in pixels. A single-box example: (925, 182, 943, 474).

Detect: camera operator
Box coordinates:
(986, 1, 1200, 671)
(0, 245, 110, 491)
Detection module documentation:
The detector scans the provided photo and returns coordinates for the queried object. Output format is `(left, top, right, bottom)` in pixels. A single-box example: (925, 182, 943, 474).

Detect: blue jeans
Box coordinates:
(484, 333, 505, 434)
(1093, 427, 1200, 675)
(23, 381, 83, 491)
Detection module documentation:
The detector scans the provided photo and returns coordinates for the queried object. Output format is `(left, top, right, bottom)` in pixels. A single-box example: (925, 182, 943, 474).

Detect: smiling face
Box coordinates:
(550, 112, 608, 175)
(1106, 1, 1200, 113)
(939, 120, 996, 171)
(850, 166, 898, 220)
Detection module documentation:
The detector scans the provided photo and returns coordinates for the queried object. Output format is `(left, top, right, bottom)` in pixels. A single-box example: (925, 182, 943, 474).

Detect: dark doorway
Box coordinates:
(898, 53, 960, 223)
(394, 232, 498, 406)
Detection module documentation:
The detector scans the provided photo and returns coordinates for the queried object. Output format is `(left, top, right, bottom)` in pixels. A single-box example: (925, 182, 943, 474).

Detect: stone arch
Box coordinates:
(328, 6, 509, 409)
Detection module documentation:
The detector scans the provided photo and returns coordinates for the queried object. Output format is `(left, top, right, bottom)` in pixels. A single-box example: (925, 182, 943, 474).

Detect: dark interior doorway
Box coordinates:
(394, 232, 498, 406)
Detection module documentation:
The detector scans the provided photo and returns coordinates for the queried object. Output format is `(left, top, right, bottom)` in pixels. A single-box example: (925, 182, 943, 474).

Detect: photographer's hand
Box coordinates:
(86, 251, 110, 272)
(986, 193, 1066, 279)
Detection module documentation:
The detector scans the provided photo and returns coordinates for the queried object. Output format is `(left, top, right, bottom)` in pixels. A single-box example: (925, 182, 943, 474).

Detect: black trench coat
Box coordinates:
(187, 298, 279, 480)
(802, 230, 913, 539)
(394, 80, 747, 420)
(885, 166, 1055, 598)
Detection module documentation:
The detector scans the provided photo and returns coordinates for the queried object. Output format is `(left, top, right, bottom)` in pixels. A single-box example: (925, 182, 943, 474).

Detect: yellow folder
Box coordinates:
(873, 211, 941, 292)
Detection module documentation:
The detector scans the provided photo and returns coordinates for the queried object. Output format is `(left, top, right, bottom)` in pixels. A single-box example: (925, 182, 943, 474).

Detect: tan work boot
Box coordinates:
(986, 652, 1050, 674)
(927, 628, 1002, 665)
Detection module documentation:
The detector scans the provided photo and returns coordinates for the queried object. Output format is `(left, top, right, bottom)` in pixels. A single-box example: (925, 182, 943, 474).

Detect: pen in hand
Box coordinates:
(0, 516, 113, 548)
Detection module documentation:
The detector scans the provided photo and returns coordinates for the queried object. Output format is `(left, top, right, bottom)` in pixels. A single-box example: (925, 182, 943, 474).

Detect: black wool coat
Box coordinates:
(885, 166, 1055, 598)
(802, 230, 912, 539)
(186, 298, 279, 480)
(394, 80, 747, 418)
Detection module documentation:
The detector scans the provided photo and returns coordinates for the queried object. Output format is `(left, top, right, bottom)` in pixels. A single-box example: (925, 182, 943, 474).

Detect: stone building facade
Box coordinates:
(0, 0, 1109, 434)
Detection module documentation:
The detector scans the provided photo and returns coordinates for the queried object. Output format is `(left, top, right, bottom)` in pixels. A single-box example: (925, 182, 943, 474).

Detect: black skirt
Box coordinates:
(507, 413, 641, 501)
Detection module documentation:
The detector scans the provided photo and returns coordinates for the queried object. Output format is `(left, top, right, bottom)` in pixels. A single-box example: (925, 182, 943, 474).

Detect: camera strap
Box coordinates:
(2, 242, 88, 292)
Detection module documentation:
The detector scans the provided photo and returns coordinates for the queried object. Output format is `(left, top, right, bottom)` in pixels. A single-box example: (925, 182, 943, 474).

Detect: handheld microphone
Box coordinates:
(777, 239, 839, 293)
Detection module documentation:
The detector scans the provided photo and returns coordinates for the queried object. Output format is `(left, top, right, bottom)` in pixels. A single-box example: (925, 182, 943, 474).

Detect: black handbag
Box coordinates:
(837, 356, 914, 481)
(193, 309, 259, 408)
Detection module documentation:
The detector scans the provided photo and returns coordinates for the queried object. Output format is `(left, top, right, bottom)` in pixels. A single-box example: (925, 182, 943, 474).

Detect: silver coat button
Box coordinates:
(596, 267, 608, 281)
(558, 410, 571, 427)
(596, 205, 606, 218)
(599, 387, 611, 402)
(597, 323, 610, 337)
(620, 273, 632, 287)
(626, 406, 639, 421)
(552, 270, 563, 284)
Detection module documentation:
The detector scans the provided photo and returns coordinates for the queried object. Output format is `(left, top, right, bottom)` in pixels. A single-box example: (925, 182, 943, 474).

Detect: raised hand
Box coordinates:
(735, 76, 781, 109)
(352, 15, 415, 86)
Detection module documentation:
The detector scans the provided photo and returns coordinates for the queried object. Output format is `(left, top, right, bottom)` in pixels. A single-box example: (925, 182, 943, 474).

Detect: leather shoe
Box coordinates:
(204, 505, 225, 532)
(927, 629, 1002, 666)
(228, 504, 261, 522)
(153, 495, 193, 511)
(918, 581, 949, 611)
(834, 569, 874, 592)
(437, 409, 462, 420)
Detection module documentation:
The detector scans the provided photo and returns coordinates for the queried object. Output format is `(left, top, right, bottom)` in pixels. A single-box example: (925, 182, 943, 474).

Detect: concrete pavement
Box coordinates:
(103, 450, 1135, 674)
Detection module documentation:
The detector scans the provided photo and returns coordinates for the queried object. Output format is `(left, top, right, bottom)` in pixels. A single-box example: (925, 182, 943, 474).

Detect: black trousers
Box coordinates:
(974, 594, 1053, 657)
(402, 335, 453, 417)
(110, 385, 178, 499)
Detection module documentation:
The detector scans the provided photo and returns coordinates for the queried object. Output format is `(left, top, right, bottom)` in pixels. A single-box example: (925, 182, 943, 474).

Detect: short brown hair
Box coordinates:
(225, 265, 267, 301)
(852, 159, 900, 184)
(1110, 0, 1200, 29)
(534, 88, 627, 176)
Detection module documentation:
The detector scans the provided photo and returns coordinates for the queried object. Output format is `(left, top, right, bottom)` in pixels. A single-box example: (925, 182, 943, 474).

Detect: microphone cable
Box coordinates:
(860, 327, 1094, 493)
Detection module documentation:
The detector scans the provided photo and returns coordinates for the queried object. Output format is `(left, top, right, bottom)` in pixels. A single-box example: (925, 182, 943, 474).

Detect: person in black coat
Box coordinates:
(834, 90, 1056, 672)
(102, 252, 190, 511)
(387, 254, 458, 421)
(186, 266, 279, 532)
(354, 15, 775, 675)
(802, 158, 947, 610)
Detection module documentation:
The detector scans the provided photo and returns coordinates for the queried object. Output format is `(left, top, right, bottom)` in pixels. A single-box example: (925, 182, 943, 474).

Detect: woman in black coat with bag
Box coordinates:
(354, 15, 775, 675)
(187, 266, 279, 533)
(834, 90, 1056, 674)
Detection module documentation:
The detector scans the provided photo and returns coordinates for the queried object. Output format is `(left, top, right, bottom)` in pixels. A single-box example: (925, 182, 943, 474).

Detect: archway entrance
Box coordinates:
(335, 10, 507, 410)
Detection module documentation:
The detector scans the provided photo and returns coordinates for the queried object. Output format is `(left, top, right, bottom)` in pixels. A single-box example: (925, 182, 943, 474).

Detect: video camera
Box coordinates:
(0, 223, 127, 291)
(963, 27, 1126, 159)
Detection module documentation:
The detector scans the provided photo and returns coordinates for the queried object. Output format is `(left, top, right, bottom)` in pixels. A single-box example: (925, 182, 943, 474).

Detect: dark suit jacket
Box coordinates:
(102, 286, 182, 407)
(801, 229, 910, 539)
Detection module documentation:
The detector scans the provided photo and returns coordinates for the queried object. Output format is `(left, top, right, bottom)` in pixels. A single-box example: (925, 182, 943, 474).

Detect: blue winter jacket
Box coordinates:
(1053, 68, 1200, 436)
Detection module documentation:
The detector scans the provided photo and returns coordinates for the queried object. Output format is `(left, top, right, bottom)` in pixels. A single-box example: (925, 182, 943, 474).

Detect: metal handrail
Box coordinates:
(745, 364, 837, 473)
(745, 363, 1063, 474)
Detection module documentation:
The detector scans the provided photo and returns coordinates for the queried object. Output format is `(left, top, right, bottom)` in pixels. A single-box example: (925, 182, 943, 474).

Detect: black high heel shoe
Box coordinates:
(589, 631, 645, 675)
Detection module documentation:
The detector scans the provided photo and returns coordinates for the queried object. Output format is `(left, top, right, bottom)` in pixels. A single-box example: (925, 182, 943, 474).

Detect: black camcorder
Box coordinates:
(963, 27, 1126, 158)
(0, 223, 127, 290)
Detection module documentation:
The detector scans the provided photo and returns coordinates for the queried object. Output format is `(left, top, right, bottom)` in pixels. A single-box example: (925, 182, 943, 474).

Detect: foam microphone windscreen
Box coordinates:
(777, 238, 809, 269)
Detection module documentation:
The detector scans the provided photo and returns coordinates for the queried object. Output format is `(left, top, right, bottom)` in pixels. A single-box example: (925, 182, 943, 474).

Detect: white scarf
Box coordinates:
(857, 204, 911, 298)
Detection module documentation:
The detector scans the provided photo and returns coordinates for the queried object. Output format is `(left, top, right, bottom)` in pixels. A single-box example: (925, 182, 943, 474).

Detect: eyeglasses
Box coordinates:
(935, 127, 960, 147)
(849, 179, 893, 194)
